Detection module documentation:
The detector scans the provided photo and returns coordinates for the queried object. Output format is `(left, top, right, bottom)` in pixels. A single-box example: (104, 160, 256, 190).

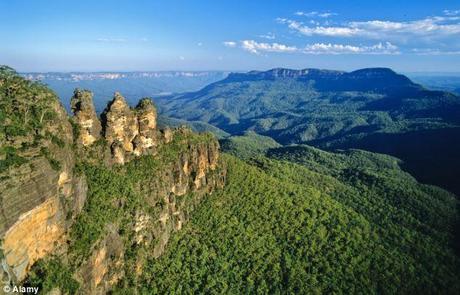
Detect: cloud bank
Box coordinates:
(226, 40, 399, 55)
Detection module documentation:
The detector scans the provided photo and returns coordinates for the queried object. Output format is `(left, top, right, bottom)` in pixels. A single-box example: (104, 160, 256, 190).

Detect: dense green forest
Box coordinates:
(0, 66, 66, 173)
(137, 135, 460, 294)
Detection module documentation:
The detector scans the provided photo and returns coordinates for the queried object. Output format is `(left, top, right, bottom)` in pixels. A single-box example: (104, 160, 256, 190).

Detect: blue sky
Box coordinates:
(1, 0, 460, 72)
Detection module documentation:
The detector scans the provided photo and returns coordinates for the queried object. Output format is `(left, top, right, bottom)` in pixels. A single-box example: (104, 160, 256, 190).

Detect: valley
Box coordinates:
(1, 66, 459, 293)
(155, 68, 460, 196)
(3, 1, 460, 293)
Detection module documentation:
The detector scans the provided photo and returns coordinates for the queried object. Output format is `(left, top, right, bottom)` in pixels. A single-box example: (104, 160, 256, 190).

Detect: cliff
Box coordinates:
(0, 67, 226, 293)
(0, 67, 87, 284)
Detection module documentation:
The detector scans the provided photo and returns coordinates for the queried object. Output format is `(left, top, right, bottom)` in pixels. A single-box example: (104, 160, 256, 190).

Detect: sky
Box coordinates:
(1, 0, 460, 72)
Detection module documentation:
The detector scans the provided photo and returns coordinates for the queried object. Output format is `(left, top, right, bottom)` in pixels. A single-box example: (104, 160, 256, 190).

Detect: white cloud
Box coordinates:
(259, 32, 276, 40)
(295, 11, 337, 18)
(348, 17, 460, 38)
(302, 42, 399, 55)
(277, 18, 360, 37)
(278, 14, 460, 40)
(96, 38, 127, 42)
(241, 40, 298, 54)
(231, 40, 398, 55)
(444, 9, 460, 16)
(223, 41, 237, 47)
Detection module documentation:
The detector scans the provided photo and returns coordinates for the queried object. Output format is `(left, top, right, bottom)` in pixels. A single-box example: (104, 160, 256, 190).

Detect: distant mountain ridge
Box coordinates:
(157, 67, 460, 195)
(22, 71, 229, 82)
(22, 71, 229, 113)
(224, 67, 417, 91)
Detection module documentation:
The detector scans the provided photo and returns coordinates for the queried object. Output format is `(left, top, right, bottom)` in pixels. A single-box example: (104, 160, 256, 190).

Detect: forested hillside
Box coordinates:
(156, 68, 460, 195)
(139, 138, 460, 293)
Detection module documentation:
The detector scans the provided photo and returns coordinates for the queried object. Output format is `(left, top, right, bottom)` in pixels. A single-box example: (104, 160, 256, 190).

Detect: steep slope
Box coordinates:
(0, 66, 87, 283)
(139, 151, 460, 294)
(0, 67, 226, 293)
(157, 67, 460, 195)
(56, 146, 458, 294)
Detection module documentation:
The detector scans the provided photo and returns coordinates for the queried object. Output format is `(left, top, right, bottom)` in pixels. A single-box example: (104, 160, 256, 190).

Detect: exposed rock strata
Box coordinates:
(101, 92, 139, 155)
(73, 92, 162, 164)
(79, 137, 226, 294)
(0, 81, 226, 293)
(70, 89, 102, 146)
(0, 90, 86, 283)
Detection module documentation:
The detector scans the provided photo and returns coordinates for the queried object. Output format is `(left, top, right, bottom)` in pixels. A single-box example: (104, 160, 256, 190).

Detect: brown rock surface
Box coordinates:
(101, 92, 139, 154)
(70, 89, 102, 146)
(0, 80, 87, 283)
(133, 98, 158, 156)
(2, 197, 66, 282)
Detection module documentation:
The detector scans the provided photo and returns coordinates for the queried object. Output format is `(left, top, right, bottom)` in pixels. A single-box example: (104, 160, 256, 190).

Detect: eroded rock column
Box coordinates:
(101, 93, 139, 164)
(70, 89, 102, 146)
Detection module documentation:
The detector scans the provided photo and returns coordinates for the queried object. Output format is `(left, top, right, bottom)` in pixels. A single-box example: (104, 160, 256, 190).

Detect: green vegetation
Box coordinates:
(159, 69, 460, 144)
(0, 66, 68, 172)
(220, 131, 281, 159)
(139, 137, 459, 294)
(26, 257, 80, 294)
(4, 66, 458, 293)
(158, 115, 230, 139)
(157, 68, 460, 195)
(0, 146, 27, 173)
(69, 163, 141, 261)
(25, 130, 219, 293)
(70, 130, 213, 261)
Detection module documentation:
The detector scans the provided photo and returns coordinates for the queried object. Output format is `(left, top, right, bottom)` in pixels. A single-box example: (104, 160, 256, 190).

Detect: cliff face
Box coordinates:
(74, 134, 225, 294)
(0, 70, 87, 283)
(0, 68, 226, 294)
(67, 91, 226, 293)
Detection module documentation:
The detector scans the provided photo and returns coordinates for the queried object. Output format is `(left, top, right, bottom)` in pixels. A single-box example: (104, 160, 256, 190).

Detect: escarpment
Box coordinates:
(0, 68, 226, 293)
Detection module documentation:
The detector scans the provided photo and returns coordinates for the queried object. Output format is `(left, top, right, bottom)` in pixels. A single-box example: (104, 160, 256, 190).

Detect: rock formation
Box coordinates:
(0, 70, 226, 293)
(100, 92, 139, 162)
(133, 98, 158, 156)
(94, 92, 162, 164)
(70, 89, 102, 146)
(0, 83, 87, 283)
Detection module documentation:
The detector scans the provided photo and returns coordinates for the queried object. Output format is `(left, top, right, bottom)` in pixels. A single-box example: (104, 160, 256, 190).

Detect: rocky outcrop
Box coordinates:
(71, 91, 164, 164)
(78, 225, 125, 292)
(70, 89, 102, 146)
(101, 93, 139, 163)
(133, 98, 158, 156)
(0, 81, 87, 283)
(77, 133, 226, 294)
(1, 70, 226, 293)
